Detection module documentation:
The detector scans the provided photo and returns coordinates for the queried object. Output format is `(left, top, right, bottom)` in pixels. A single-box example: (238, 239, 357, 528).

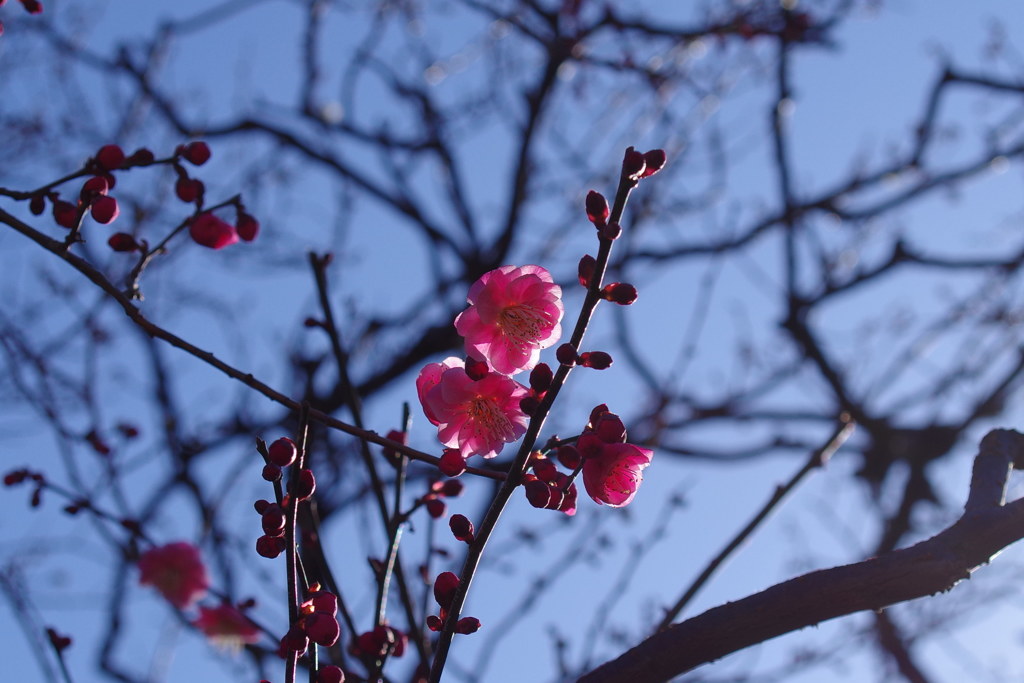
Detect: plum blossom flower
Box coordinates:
(417, 358, 529, 458)
(194, 605, 261, 650)
(582, 441, 653, 507)
(454, 265, 563, 376)
(578, 408, 653, 507)
(138, 542, 210, 609)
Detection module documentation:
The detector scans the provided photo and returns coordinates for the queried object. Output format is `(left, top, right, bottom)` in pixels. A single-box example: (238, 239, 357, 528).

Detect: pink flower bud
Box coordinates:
(268, 437, 297, 467)
(585, 191, 609, 226)
(95, 144, 125, 171)
(189, 213, 239, 250)
(593, 412, 627, 443)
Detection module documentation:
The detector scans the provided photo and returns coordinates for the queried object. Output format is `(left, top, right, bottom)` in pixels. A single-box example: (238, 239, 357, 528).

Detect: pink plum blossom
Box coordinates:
(138, 541, 210, 609)
(193, 604, 262, 649)
(417, 357, 529, 458)
(582, 441, 653, 507)
(454, 265, 563, 376)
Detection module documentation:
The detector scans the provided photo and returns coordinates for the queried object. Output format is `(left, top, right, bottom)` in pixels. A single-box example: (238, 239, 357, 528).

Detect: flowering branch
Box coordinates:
(426, 147, 661, 682)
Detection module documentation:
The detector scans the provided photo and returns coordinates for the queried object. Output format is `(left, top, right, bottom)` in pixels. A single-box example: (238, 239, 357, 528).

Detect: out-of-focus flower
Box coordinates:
(454, 265, 563, 376)
(189, 212, 239, 250)
(138, 542, 210, 609)
(417, 358, 528, 459)
(194, 604, 261, 650)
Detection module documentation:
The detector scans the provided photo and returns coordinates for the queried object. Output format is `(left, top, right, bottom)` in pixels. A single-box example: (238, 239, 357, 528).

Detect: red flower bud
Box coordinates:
(585, 191, 609, 226)
(601, 222, 622, 241)
(47, 628, 72, 652)
(254, 499, 272, 515)
(29, 194, 45, 215)
(261, 504, 286, 535)
(19, 0, 43, 14)
(90, 195, 119, 224)
(438, 449, 466, 477)
(433, 572, 460, 609)
(426, 615, 443, 632)
(455, 617, 481, 634)
(95, 144, 125, 171)
(449, 514, 474, 543)
(425, 498, 446, 518)
(464, 356, 489, 380)
(556, 343, 578, 366)
(280, 625, 309, 654)
(557, 445, 581, 470)
(80, 175, 109, 200)
(622, 146, 646, 179)
(437, 479, 464, 498)
(310, 591, 338, 616)
(317, 665, 345, 683)
(268, 437, 297, 467)
(578, 254, 597, 287)
(126, 148, 155, 165)
(519, 396, 539, 416)
(256, 534, 286, 559)
(175, 177, 203, 203)
(182, 141, 211, 166)
(52, 200, 78, 229)
(529, 363, 553, 393)
(579, 351, 612, 369)
(524, 479, 553, 509)
(295, 468, 316, 501)
(593, 412, 627, 443)
(305, 612, 340, 646)
(107, 233, 139, 252)
(642, 149, 667, 177)
(532, 456, 558, 483)
(236, 213, 259, 241)
(602, 282, 637, 305)
(262, 464, 282, 482)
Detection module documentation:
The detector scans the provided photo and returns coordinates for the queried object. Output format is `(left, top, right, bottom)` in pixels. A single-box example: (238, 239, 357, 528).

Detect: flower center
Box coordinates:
(497, 304, 549, 348)
(469, 396, 513, 437)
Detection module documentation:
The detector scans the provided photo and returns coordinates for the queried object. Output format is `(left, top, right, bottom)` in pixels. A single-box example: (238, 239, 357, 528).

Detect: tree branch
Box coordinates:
(580, 429, 1024, 683)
